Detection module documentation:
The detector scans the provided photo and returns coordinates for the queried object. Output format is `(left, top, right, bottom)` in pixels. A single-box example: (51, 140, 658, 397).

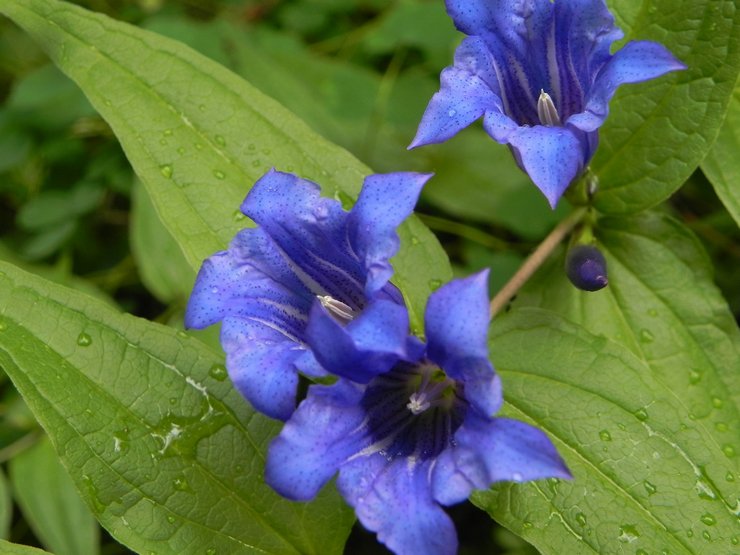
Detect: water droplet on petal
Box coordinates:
(447, 109, 457, 117)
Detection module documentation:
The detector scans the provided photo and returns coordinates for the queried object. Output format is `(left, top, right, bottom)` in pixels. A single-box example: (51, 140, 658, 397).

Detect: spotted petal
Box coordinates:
(265, 381, 368, 500)
(339, 456, 457, 555)
(432, 415, 572, 505)
(348, 172, 431, 298)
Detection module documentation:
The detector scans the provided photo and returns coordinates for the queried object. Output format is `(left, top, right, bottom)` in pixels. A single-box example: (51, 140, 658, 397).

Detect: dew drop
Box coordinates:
(711, 397, 723, 409)
(575, 512, 587, 526)
(647, 308, 658, 317)
(261, 148, 271, 155)
(639, 329, 654, 343)
(618, 524, 640, 543)
(247, 143, 256, 151)
(522, 521, 533, 529)
(722, 444, 735, 458)
(199, 104, 206, 112)
(410, 236, 420, 246)
(167, 516, 176, 524)
(77, 333, 92, 347)
(177, 147, 185, 155)
(702, 530, 711, 541)
(731, 535, 738, 545)
(206, 549, 216, 555)
(687, 529, 694, 538)
(715, 422, 728, 432)
(599, 430, 612, 442)
(688, 369, 702, 384)
(636, 550, 649, 555)
(251, 159, 261, 168)
(173, 476, 193, 492)
(169, 397, 178, 406)
(214, 135, 226, 147)
(213, 170, 226, 180)
(700, 513, 716, 526)
(177, 330, 188, 339)
(160, 165, 173, 178)
(695, 479, 716, 500)
(163, 129, 173, 137)
(209, 364, 228, 382)
(643, 480, 657, 495)
(159, 139, 168, 145)
(195, 143, 204, 150)
(634, 408, 648, 421)
(726, 472, 735, 482)
(0, 322, 7, 332)
(428, 279, 443, 291)
(232, 210, 246, 222)
(447, 109, 457, 117)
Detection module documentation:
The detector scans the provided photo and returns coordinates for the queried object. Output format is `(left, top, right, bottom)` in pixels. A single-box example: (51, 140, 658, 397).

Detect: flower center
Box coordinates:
(361, 362, 467, 461)
(317, 295, 356, 324)
(537, 90, 561, 126)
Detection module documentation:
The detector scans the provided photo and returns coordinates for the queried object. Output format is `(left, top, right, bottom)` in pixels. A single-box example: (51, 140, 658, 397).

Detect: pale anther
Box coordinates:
(537, 90, 561, 126)
(407, 392, 431, 415)
(318, 295, 357, 324)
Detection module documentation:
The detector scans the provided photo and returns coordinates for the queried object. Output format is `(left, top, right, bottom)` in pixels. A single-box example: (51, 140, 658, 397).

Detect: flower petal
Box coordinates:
(184, 227, 312, 336)
(339, 456, 457, 555)
(432, 415, 572, 505)
(265, 380, 368, 500)
(240, 169, 366, 308)
(221, 316, 304, 421)
(569, 40, 686, 133)
(424, 271, 502, 417)
(495, 124, 583, 207)
(409, 37, 502, 149)
(306, 299, 411, 383)
(348, 172, 431, 298)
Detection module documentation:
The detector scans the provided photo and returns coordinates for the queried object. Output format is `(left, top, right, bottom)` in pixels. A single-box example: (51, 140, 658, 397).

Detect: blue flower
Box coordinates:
(409, 0, 686, 207)
(265, 272, 571, 555)
(185, 169, 432, 420)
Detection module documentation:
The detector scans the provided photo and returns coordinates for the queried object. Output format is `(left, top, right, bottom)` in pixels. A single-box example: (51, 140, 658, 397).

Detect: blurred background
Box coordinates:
(0, 1, 736, 553)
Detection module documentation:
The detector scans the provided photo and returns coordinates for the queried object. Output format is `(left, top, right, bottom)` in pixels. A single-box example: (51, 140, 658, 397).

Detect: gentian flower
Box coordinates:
(266, 271, 571, 555)
(409, 0, 686, 207)
(185, 169, 432, 420)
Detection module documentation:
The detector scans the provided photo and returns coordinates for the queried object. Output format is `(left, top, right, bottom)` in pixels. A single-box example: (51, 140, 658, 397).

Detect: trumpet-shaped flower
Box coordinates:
(185, 169, 431, 420)
(266, 272, 571, 555)
(409, 0, 686, 207)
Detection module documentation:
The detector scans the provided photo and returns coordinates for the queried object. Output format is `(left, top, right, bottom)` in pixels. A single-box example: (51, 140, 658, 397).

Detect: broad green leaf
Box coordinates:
(0, 540, 54, 555)
(0, 261, 354, 555)
(592, 0, 740, 213)
(478, 212, 740, 553)
(0, 0, 451, 331)
(130, 180, 195, 304)
(702, 83, 740, 227)
(0, 467, 10, 539)
(10, 436, 99, 555)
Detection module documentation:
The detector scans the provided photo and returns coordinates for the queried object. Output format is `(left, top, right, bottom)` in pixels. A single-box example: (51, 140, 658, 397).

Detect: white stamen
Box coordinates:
(318, 295, 356, 324)
(537, 90, 561, 126)
(407, 392, 431, 415)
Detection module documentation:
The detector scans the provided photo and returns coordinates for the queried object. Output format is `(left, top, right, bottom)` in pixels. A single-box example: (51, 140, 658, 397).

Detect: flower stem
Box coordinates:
(489, 207, 588, 318)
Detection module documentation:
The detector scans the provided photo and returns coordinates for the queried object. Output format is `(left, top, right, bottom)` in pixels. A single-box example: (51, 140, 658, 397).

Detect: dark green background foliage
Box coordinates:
(0, 1, 737, 554)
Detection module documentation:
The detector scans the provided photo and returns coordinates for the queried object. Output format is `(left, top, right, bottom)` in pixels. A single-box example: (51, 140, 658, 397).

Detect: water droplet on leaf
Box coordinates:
(214, 135, 226, 147)
(213, 170, 225, 180)
(643, 481, 657, 495)
(618, 524, 640, 543)
(77, 333, 92, 347)
(575, 513, 587, 526)
(209, 364, 227, 381)
(700, 513, 716, 526)
(160, 165, 173, 178)
(639, 329, 654, 343)
(599, 430, 611, 442)
(634, 408, 648, 421)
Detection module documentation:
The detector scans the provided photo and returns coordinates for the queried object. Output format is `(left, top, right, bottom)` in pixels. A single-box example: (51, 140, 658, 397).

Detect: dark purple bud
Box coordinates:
(565, 244, 608, 291)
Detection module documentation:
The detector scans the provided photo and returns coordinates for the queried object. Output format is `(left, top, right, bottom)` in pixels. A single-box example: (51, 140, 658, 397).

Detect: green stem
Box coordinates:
(489, 207, 587, 318)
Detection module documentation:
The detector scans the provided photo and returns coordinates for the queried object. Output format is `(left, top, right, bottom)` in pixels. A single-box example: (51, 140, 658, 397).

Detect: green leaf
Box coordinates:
(0, 467, 11, 539)
(0, 261, 354, 555)
(702, 83, 740, 227)
(592, 0, 740, 213)
(0, 0, 451, 331)
(10, 436, 99, 555)
(0, 540, 54, 555)
(478, 212, 740, 553)
(130, 180, 195, 304)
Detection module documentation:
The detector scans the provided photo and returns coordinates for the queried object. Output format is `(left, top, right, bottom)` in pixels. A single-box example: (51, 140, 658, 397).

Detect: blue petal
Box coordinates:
(185, 227, 312, 336)
(221, 316, 305, 421)
(432, 415, 572, 506)
(424, 271, 502, 416)
(497, 124, 583, 207)
(409, 37, 502, 148)
(306, 299, 411, 383)
(570, 41, 686, 133)
(265, 380, 368, 500)
(348, 172, 431, 297)
(339, 456, 457, 555)
(241, 169, 366, 308)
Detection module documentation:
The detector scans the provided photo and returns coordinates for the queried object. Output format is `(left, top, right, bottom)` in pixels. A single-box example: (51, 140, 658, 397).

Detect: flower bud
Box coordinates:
(565, 244, 608, 291)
